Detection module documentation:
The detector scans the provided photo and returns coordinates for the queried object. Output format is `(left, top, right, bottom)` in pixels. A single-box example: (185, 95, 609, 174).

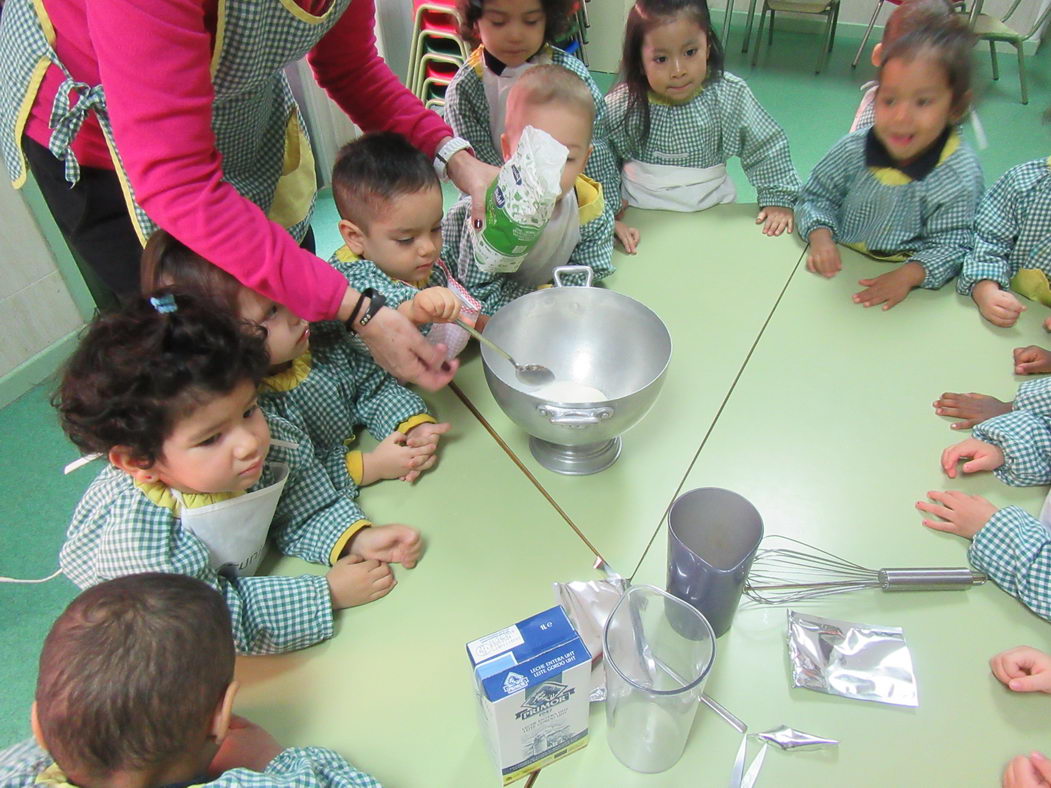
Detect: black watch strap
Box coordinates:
(357, 288, 387, 329)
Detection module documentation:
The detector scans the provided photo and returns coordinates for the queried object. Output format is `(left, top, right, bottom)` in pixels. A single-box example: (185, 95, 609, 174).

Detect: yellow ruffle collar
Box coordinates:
(261, 352, 312, 393)
(135, 479, 244, 513)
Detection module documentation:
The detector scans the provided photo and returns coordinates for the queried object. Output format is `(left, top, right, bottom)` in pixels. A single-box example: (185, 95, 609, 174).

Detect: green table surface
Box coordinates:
(534, 245, 1051, 786)
(232, 385, 600, 787)
(451, 204, 807, 577)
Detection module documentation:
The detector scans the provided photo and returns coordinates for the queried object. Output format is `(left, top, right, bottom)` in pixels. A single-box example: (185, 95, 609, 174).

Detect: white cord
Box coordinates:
(0, 567, 63, 584)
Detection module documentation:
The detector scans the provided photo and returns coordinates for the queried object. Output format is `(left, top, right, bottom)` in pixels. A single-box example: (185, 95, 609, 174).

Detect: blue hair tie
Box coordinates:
(150, 294, 178, 314)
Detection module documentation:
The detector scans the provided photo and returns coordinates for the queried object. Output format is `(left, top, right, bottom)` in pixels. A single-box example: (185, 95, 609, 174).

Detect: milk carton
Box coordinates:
(467, 606, 591, 784)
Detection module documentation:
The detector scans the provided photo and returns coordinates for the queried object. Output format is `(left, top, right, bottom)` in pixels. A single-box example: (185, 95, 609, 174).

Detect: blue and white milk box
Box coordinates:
(466, 606, 592, 784)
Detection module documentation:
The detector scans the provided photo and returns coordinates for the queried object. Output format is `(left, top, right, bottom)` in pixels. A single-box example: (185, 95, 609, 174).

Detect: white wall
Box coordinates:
(0, 185, 83, 379)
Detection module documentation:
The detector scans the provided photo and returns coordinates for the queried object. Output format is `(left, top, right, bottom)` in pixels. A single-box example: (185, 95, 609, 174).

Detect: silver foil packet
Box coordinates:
(553, 577, 629, 702)
(755, 725, 838, 751)
(786, 610, 918, 707)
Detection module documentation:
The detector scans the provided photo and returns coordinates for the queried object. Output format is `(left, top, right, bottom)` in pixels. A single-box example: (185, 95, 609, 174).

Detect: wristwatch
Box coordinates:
(434, 136, 472, 181)
(346, 288, 387, 333)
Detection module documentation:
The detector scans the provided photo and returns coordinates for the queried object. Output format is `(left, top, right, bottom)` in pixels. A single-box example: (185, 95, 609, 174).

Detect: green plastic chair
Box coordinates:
(750, 0, 841, 74)
(970, 0, 1051, 104)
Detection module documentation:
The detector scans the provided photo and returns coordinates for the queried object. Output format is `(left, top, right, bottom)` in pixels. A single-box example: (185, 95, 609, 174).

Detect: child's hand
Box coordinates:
(360, 431, 441, 485)
(756, 205, 793, 236)
(1015, 346, 1051, 375)
(326, 555, 396, 609)
(916, 489, 997, 539)
(853, 262, 925, 310)
(346, 524, 422, 568)
(1004, 753, 1051, 788)
(973, 280, 1025, 327)
(991, 646, 1051, 694)
(209, 715, 283, 777)
(614, 220, 641, 254)
(616, 197, 629, 220)
(941, 437, 1005, 478)
(806, 229, 841, 277)
(401, 421, 450, 482)
(933, 392, 1012, 430)
(408, 287, 461, 325)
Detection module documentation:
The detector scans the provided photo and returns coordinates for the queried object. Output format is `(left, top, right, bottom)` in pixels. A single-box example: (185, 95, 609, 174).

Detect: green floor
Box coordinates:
(2, 22, 1049, 748)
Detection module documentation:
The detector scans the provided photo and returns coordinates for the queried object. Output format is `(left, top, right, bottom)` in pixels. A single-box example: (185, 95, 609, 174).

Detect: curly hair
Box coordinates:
(616, 0, 724, 144)
(456, 0, 576, 49)
(55, 294, 270, 465)
(36, 574, 234, 779)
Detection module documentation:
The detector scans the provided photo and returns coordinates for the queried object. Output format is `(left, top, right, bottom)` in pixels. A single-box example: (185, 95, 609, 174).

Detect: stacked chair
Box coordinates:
(408, 0, 467, 114)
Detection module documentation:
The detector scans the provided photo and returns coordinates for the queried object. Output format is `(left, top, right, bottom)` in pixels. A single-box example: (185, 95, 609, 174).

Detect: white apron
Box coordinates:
(510, 189, 581, 290)
(177, 459, 291, 578)
(1039, 492, 1051, 532)
(621, 160, 737, 213)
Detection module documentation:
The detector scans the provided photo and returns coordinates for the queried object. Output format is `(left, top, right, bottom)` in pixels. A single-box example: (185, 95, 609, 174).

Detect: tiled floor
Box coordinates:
(1, 23, 1048, 747)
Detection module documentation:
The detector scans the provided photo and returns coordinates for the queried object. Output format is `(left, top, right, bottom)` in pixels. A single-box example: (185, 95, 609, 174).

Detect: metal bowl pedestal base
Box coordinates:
(528, 436, 623, 475)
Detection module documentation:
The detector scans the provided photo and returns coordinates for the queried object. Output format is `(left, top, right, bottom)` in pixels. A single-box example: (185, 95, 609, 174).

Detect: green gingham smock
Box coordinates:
(968, 408, 1051, 621)
(1013, 377, 1051, 417)
(441, 176, 613, 315)
(258, 328, 433, 490)
(444, 44, 619, 227)
(329, 253, 448, 313)
(0, 739, 382, 788)
(59, 417, 367, 656)
(796, 128, 984, 289)
(957, 157, 1051, 296)
(603, 73, 801, 209)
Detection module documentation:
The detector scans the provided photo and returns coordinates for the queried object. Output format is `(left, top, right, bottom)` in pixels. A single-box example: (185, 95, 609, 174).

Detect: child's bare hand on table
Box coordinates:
(916, 489, 997, 539)
(991, 646, 1051, 694)
(853, 262, 925, 310)
(615, 220, 640, 254)
(756, 205, 793, 236)
(1015, 346, 1051, 375)
(327, 554, 396, 608)
(400, 421, 450, 481)
(940, 437, 1005, 478)
(361, 429, 443, 485)
(806, 229, 841, 277)
(933, 392, 1012, 430)
(344, 523, 422, 568)
(1003, 753, 1051, 788)
(973, 280, 1025, 327)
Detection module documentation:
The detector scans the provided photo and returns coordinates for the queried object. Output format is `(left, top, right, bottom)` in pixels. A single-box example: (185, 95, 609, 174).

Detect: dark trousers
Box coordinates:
(22, 135, 314, 306)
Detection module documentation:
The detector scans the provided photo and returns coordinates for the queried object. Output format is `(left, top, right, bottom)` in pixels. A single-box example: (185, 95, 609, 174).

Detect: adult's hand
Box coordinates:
(445, 148, 500, 229)
(354, 302, 458, 390)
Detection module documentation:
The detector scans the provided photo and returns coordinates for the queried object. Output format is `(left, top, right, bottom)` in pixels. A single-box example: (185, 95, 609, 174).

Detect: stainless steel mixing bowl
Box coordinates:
(481, 267, 672, 474)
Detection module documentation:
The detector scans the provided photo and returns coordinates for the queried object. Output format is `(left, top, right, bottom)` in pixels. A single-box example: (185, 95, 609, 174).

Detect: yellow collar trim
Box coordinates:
(647, 84, 704, 106)
(575, 174, 604, 224)
(135, 480, 244, 513)
(1046, 155, 1051, 171)
(869, 129, 960, 186)
(261, 352, 313, 393)
(333, 244, 359, 263)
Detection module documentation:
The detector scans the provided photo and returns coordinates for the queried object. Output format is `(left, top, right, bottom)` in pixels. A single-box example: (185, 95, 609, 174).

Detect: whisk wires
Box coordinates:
(745, 536, 882, 605)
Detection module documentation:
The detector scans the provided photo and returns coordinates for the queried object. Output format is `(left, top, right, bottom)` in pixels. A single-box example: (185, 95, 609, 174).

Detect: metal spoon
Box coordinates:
(455, 319, 555, 387)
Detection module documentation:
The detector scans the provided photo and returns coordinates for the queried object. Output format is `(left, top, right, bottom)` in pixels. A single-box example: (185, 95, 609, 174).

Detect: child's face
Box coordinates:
(237, 289, 310, 367)
(151, 380, 270, 494)
(874, 55, 958, 166)
(503, 104, 593, 198)
(340, 186, 444, 284)
(641, 14, 709, 102)
(476, 0, 546, 68)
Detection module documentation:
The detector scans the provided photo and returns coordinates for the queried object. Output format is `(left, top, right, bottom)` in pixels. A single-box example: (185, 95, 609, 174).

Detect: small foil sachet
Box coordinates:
(787, 610, 918, 707)
(755, 725, 839, 751)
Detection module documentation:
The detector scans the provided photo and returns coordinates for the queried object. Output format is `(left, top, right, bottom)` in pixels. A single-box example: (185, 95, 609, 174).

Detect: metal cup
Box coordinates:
(667, 488, 764, 637)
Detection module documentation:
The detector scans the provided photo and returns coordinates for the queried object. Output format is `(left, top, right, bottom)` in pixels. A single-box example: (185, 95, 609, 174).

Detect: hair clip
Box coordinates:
(150, 294, 178, 314)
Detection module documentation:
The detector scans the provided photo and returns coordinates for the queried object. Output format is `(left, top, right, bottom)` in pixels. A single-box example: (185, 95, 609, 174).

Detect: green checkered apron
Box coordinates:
(0, 0, 351, 244)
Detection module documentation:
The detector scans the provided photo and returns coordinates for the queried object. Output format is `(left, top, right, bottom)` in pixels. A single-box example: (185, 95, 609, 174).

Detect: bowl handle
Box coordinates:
(552, 265, 594, 288)
(537, 404, 613, 428)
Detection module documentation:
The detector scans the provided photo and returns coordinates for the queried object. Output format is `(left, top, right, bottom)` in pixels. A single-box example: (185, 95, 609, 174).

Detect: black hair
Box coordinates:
(616, 0, 724, 144)
(331, 131, 439, 228)
(36, 573, 235, 779)
(54, 293, 270, 465)
(878, 15, 975, 114)
(882, 0, 956, 47)
(140, 230, 242, 314)
(457, 0, 575, 49)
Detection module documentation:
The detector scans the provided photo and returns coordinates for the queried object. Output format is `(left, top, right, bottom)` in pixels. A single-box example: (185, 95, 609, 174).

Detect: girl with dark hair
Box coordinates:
(604, 0, 799, 244)
(55, 294, 422, 656)
(798, 20, 984, 311)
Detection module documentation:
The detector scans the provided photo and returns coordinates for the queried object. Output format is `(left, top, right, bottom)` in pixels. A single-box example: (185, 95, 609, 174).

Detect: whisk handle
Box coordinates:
(878, 568, 987, 591)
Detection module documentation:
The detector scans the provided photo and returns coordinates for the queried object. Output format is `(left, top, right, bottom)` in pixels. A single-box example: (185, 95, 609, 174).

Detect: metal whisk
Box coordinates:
(744, 536, 987, 604)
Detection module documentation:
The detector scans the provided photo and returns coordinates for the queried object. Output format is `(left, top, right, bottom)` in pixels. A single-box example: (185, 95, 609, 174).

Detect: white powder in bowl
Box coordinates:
(532, 381, 608, 402)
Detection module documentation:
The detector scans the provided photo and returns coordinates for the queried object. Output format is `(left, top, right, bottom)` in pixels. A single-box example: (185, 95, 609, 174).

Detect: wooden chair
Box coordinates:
(750, 0, 841, 74)
(970, 0, 1051, 104)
